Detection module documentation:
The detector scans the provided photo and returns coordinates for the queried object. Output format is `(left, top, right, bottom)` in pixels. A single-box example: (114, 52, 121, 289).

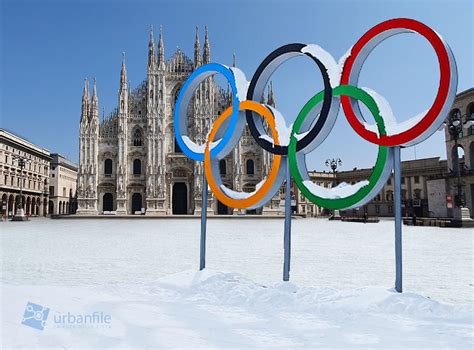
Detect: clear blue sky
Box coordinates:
(1, 0, 473, 171)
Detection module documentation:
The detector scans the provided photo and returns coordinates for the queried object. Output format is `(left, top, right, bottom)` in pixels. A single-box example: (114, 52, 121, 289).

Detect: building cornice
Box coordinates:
(456, 87, 474, 99)
(0, 128, 51, 160)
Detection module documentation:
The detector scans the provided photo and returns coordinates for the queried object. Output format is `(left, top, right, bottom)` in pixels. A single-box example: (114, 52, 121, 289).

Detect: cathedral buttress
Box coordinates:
(146, 26, 158, 203)
(157, 25, 166, 201)
(77, 78, 99, 214)
(116, 52, 129, 214)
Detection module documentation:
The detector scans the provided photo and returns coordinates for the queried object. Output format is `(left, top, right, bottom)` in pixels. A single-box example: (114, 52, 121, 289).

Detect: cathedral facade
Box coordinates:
(76, 27, 281, 215)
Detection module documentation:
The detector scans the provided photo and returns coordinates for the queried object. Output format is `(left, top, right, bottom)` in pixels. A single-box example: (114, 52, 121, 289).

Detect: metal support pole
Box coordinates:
(393, 146, 403, 293)
(283, 157, 292, 281)
(200, 174, 208, 271)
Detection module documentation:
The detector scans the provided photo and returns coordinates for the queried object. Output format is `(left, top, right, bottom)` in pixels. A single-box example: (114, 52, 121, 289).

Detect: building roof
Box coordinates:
(456, 87, 474, 99)
(50, 153, 78, 172)
(0, 128, 51, 159)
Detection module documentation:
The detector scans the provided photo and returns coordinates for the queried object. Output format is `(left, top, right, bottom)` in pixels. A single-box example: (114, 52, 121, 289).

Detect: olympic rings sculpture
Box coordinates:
(174, 18, 457, 211)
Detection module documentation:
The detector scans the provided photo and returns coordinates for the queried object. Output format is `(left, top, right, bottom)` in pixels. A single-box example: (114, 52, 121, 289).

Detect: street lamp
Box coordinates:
(446, 110, 469, 208)
(325, 158, 342, 219)
(11, 155, 31, 221)
(325, 158, 342, 186)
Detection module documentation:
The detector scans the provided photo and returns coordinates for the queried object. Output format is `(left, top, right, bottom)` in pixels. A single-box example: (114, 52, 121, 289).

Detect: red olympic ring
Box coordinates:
(341, 18, 456, 147)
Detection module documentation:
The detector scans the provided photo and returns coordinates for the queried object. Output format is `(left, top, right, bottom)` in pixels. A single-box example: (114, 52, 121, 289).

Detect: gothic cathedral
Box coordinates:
(77, 26, 281, 215)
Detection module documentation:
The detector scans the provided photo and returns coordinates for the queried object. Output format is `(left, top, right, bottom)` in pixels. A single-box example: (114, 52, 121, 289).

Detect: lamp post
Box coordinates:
(11, 155, 32, 221)
(325, 158, 342, 219)
(325, 158, 342, 186)
(446, 110, 473, 221)
(447, 111, 466, 207)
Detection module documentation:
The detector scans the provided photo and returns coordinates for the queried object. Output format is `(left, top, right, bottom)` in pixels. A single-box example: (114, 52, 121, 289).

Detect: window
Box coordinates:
(387, 178, 391, 185)
(386, 191, 393, 201)
(469, 104, 474, 135)
(174, 137, 182, 153)
(414, 176, 420, 184)
(375, 205, 380, 214)
(173, 87, 181, 103)
(63, 187, 66, 197)
(133, 159, 141, 175)
(219, 159, 226, 175)
(401, 177, 405, 184)
(133, 128, 143, 146)
(246, 159, 255, 175)
(401, 190, 407, 200)
(388, 205, 393, 214)
(414, 189, 421, 200)
(49, 186, 54, 196)
(104, 159, 113, 175)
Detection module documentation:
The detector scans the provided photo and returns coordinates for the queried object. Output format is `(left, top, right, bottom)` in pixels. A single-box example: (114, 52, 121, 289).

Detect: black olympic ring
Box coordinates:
(246, 43, 333, 155)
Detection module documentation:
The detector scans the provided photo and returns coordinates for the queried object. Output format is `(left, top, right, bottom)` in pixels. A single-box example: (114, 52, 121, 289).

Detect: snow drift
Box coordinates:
(2, 270, 472, 348)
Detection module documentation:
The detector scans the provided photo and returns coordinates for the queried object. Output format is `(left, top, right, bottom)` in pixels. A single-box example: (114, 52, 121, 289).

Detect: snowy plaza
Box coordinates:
(1, 218, 472, 348)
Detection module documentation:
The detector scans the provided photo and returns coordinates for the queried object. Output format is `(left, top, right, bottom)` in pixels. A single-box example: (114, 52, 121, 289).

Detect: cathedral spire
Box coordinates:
(82, 77, 89, 100)
(194, 26, 201, 68)
(157, 24, 165, 69)
(120, 52, 127, 91)
(81, 78, 90, 122)
(92, 77, 97, 100)
(90, 78, 99, 120)
(267, 81, 275, 107)
(202, 26, 210, 64)
(148, 25, 156, 69)
(232, 52, 236, 67)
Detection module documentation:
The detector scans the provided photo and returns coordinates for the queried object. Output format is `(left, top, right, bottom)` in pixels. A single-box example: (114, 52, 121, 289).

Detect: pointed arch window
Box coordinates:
(219, 159, 226, 175)
(174, 87, 181, 103)
(133, 128, 143, 146)
(104, 159, 113, 175)
(174, 136, 182, 153)
(246, 159, 255, 175)
(133, 159, 142, 175)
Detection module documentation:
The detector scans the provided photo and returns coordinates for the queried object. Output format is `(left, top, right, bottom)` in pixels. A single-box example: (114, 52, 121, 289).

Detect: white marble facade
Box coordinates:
(76, 26, 280, 215)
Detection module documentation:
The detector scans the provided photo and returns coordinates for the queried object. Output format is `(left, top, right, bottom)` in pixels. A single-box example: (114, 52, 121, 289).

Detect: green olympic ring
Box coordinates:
(289, 85, 394, 210)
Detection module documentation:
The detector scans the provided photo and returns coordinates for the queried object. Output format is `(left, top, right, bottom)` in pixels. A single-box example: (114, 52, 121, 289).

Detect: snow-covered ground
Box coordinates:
(1, 218, 473, 348)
